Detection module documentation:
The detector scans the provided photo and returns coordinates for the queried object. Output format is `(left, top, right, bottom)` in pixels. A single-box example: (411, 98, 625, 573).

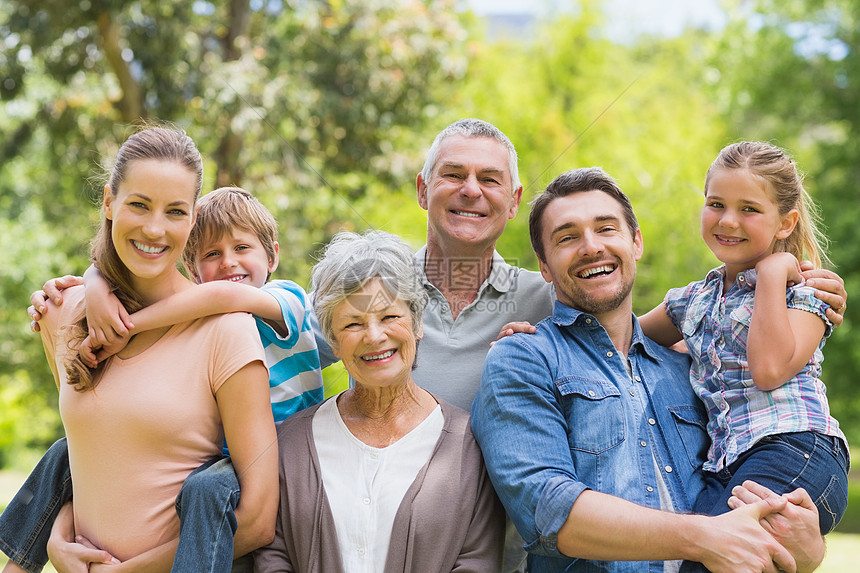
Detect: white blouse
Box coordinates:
(313, 398, 443, 573)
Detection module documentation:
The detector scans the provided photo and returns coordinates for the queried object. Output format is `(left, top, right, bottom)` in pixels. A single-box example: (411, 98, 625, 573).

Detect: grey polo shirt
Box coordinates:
(412, 245, 555, 412)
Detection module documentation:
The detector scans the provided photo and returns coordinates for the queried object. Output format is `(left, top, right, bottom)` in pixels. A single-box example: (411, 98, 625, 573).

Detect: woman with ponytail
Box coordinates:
(1, 126, 277, 573)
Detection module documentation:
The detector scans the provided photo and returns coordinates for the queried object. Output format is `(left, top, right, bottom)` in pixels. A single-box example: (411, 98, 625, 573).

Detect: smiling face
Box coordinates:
(701, 168, 798, 282)
(417, 134, 523, 257)
(104, 159, 198, 291)
(330, 277, 421, 389)
(538, 190, 643, 319)
(193, 227, 278, 288)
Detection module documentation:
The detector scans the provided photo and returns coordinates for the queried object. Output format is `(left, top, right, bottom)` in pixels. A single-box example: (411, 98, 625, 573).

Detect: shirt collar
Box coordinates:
(550, 300, 663, 362)
(705, 264, 757, 291)
(414, 245, 516, 293)
(414, 246, 430, 286)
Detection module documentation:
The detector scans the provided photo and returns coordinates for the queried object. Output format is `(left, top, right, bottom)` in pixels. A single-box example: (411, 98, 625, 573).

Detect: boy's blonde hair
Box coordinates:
(704, 141, 830, 269)
(183, 187, 279, 280)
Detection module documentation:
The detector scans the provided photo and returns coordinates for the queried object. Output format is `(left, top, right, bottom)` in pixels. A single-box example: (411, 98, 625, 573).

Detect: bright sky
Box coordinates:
(465, 0, 726, 41)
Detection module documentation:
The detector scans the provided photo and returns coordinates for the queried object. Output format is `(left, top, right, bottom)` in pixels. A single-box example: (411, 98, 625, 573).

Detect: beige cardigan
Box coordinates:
(254, 397, 505, 573)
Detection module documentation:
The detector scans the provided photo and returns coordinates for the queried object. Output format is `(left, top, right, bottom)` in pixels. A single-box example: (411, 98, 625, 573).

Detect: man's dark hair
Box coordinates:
(529, 167, 639, 262)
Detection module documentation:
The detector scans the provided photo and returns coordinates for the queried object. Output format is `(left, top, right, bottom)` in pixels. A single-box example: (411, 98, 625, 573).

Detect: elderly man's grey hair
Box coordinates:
(420, 118, 521, 191)
(311, 230, 428, 350)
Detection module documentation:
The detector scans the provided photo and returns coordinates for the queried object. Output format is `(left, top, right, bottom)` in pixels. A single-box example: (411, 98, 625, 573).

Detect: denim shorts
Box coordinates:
(693, 430, 849, 534)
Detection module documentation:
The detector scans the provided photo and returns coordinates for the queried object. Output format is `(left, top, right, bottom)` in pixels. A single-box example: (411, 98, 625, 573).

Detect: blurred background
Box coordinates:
(1, 0, 858, 557)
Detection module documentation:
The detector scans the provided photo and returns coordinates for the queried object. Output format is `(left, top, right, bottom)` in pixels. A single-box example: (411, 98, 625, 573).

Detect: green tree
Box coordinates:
(0, 0, 466, 465)
(448, 1, 726, 311)
(704, 0, 860, 443)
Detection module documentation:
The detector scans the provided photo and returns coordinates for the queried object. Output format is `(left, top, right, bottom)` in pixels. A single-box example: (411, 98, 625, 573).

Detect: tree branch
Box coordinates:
(96, 11, 145, 122)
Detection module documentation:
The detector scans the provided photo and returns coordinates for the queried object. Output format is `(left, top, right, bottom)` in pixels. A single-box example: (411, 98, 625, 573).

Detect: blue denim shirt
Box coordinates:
(472, 302, 709, 572)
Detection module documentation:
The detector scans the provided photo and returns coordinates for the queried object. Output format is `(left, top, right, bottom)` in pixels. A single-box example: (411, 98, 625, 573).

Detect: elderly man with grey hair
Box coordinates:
(412, 118, 555, 412)
(255, 230, 505, 573)
(413, 118, 557, 572)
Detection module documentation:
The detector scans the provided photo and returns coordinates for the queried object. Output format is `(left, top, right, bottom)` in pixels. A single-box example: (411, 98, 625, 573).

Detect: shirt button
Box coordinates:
(588, 390, 595, 397)
(358, 548, 366, 556)
(648, 418, 656, 425)
(362, 497, 370, 505)
(804, 453, 811, 459)
(646, 486, 654, 492)
(606, 351, 614, 358)
(629, 391, 635, 397)
(665, 465, 673, 473)
(585, 318, 592, 324)
(634, 376, 641, 382)
(370, 452, 379, 460)
(640, 441, 647, 447)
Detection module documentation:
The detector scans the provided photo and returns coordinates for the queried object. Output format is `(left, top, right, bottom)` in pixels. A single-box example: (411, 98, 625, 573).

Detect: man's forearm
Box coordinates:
(557, 490, 701, 561)
(556, 490, 796, 573)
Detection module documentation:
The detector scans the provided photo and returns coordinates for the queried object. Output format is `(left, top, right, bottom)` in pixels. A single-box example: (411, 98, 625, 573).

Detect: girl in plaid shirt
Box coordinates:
(641, 141, 849, 537)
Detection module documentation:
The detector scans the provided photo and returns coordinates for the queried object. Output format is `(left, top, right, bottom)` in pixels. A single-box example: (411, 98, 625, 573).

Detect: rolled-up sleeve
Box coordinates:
(787, 284, 833, 338)
(471, 337, 588, 558)
(663, 285, 691, 332)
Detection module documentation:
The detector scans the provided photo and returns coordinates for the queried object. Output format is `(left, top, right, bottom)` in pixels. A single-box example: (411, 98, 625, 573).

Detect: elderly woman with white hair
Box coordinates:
(254, 230, 504, 573)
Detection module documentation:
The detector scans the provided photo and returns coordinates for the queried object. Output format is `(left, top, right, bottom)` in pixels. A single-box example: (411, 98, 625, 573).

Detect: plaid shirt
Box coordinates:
(664, 265, 845, 472)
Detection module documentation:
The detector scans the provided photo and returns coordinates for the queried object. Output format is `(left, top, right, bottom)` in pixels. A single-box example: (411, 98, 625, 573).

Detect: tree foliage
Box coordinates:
(703, 0, 860, 444)
(1, 0, 859, 464)
(0, 0, 467, 462)
(448, 1, 723, 312)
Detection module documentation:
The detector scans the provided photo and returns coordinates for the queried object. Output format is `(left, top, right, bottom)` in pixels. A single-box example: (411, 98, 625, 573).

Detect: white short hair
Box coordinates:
(311, 230, 427, 348)
(421, 118, 520, 190)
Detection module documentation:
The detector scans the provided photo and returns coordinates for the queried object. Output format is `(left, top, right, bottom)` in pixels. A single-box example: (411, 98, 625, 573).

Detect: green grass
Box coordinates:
(818, 532, 860, 572)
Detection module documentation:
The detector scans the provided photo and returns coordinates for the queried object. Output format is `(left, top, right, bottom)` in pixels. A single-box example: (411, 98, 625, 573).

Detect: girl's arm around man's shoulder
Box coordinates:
(639, 302, 683, 348)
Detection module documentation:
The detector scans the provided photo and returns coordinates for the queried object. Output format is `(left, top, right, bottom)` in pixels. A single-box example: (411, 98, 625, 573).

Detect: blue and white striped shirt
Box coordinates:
(257, 280, 324, 424)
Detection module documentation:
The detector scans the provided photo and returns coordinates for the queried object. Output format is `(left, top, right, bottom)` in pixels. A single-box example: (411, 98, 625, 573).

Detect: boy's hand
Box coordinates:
(82, 265, 134, 347)
(799, 261, 847, 327)
(43, 274, 84, 306)
(86, 294, 134, 348)
(28, 275, 84, 332)
(81, 332, 132, 368)
(80, 335, 99, 368)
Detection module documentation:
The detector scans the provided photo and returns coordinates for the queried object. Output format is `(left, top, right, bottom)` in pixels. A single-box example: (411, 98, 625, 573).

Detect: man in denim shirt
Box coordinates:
(472, 167, 825, 573)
